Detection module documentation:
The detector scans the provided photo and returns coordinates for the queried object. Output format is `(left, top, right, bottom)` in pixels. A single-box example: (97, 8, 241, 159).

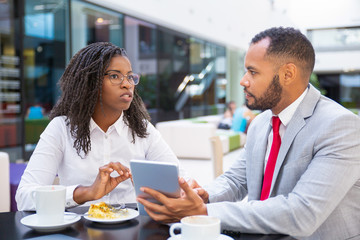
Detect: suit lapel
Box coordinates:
(269, 111, 305, 194)
(250, 112, 272, 199)
(269, 84, 321, 196)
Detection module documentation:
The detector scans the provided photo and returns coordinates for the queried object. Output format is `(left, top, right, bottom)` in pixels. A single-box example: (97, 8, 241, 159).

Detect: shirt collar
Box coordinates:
(90, 113, 125, 134)
(276, 87, 309, 127)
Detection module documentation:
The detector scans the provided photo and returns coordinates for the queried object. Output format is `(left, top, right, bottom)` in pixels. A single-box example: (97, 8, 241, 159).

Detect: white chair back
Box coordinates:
(0, 152, 10, 212)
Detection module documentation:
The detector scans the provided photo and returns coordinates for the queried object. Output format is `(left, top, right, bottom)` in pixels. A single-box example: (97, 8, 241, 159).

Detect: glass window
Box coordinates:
(71, 0, 124, 55)
(139, 25, 156, 59)
(308, 27, 360, 51)
(157, 28, 190, 121)
(340, 74, 360, 110)
(23, 0, 68, 159)
(124, 16, 159, 121)
(0, 0, 22, 161)
(187, 38, 226, 117)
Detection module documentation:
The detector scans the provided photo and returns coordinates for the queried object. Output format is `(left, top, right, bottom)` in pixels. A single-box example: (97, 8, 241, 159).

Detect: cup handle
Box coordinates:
(169, 223, 182, 237)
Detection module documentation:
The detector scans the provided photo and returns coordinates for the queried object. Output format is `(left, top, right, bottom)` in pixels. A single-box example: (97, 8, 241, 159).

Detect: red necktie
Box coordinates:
(260, 116, 281, 200)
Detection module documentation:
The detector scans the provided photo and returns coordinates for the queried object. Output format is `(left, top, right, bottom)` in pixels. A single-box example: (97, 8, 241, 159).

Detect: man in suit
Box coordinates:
(137, 27, 360, 239)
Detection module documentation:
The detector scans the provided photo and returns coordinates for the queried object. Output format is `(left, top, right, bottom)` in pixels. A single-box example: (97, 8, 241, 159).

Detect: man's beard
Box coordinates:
(245, 74, 282, 111)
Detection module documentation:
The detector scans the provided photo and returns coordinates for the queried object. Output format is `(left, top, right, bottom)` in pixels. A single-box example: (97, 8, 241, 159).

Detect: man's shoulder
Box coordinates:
(312, 95, 357, 120)
(300, 95, 360, 138)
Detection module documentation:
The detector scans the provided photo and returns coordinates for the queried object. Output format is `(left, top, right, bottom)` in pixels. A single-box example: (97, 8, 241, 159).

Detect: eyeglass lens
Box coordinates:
(105, 71, 140, 85)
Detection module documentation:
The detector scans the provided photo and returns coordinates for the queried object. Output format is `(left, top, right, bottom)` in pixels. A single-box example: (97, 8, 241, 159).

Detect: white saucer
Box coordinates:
(20, 213, 81, 232)
(83, 208, 139, 224)
(167, 233, 234, 240)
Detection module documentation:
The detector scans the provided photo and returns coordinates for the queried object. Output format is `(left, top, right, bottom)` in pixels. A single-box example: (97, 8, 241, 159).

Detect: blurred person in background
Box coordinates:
(218, 101, 236, 129)
(231, 104, 256, 133)
(26, 101, 45, 119)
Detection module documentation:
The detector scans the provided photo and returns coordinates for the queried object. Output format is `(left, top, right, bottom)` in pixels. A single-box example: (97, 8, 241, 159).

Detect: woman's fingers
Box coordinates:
(98, 162, 132, 182)
(108, 162, 131, 177)
(94, 162, 132, 193)
(98, 165, 114, 184)
(99, 165, 114, 174)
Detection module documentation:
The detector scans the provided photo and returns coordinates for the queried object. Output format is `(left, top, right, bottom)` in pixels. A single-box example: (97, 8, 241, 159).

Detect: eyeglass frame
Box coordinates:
(104, 70, 140, 86)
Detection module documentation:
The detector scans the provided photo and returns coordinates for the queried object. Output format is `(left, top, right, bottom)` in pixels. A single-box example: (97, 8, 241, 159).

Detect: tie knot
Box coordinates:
(272, 116, 281, 133)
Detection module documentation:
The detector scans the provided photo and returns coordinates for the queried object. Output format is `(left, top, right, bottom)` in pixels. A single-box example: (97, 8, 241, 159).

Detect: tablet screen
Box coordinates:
(130, 159, 181, 215)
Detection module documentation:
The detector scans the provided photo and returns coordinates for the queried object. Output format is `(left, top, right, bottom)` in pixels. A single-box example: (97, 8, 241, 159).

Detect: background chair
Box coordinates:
(209, 136, 224, 178)
(0, 152, 10, 212)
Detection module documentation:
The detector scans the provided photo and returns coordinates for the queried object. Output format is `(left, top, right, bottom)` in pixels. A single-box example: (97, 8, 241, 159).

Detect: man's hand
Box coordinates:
(186, 178, 209, 203)
(137, 177, 208, 223)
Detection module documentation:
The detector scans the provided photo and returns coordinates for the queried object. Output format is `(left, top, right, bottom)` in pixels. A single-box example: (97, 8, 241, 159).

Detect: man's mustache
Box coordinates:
(244, 89, 255, 98)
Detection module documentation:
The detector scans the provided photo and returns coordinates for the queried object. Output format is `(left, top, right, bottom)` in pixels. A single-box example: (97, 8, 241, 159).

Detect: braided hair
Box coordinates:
(50, 42, 150, 156)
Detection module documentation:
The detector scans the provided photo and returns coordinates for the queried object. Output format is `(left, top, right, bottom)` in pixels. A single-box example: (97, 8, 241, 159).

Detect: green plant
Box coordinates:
(310, 73, 327, 95)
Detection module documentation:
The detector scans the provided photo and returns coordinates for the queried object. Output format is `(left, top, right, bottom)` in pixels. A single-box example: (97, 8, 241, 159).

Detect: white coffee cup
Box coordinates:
(32, 185, 66, 225)
(169, 215, 221, 240)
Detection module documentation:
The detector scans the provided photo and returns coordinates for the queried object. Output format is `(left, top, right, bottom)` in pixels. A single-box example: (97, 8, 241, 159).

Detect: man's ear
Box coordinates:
(280, 63, 297, 86)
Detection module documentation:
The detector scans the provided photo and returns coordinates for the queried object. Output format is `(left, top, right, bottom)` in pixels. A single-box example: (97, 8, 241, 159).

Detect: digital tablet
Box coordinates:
(130, 159, 181, 216)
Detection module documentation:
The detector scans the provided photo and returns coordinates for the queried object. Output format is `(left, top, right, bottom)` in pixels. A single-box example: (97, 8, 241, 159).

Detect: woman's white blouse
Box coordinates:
(16, 114, 182, 210)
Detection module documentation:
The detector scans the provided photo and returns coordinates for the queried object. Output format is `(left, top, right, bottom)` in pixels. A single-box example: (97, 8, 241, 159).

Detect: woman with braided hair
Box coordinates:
(16, 42, 182, 210)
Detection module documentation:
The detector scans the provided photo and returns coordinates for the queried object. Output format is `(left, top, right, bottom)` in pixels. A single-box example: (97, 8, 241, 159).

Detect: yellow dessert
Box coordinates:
(88, 202, 128, 219)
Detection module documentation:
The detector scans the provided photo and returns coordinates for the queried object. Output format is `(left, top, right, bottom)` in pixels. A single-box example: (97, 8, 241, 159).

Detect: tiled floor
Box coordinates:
(178, 148, 243, 187)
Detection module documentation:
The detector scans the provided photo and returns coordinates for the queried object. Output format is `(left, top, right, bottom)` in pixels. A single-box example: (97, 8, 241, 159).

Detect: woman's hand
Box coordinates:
(73, 162, 132, 204)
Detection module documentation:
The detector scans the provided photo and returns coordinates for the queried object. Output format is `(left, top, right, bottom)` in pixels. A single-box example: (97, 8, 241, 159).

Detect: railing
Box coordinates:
(174, 61, 216, 113)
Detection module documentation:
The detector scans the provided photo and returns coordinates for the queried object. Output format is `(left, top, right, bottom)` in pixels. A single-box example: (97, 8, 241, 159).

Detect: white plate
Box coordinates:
(168, 233, 234, 240)
(83, 208, 139, 224)
(20, 213, 81, 233)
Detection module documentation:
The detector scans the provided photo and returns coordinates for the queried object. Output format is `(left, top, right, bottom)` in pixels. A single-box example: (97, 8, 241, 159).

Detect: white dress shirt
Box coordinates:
(16, 114, 183, 210)
(264, 87, 309, 167)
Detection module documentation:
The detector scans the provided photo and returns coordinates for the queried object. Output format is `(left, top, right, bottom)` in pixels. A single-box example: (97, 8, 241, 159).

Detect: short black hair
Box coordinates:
(251, 27, 315, 78)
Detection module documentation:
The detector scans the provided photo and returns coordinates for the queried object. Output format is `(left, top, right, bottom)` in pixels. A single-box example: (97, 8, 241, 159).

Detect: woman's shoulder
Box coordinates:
(49, 116, 67, 124)
(144, 119, 157, 133)
(39, 116, 70, 143)
(46, 116, 69, 131)
(136, 120, 159, 140)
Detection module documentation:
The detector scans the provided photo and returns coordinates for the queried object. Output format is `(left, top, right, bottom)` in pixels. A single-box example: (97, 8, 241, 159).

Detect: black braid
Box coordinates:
(49, 42, 150, 156)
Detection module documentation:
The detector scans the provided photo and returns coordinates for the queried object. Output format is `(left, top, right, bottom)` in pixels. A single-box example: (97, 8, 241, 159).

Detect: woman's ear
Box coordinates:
(280, 63, 297, 86)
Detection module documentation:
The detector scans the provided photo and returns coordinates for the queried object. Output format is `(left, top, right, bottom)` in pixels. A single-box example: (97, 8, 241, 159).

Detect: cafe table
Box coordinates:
(0, 203, 296, 240)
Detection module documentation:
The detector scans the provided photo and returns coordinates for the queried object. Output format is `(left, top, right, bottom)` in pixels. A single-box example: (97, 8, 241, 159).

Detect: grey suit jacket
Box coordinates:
(205, 85, 360, 239)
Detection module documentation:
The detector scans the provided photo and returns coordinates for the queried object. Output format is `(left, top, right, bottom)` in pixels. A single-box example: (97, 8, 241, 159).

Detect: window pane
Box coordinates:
(23, 0, 68, 159)
(71, 0, 124, 55)
(308, 27, 360, 51)
(124, 16, 159, 121)
(340, 74, 360, 109)
(0, 0, 22, 161)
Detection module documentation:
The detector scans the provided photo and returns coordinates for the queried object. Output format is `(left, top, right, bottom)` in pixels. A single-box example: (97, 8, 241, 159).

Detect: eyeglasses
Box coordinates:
(104, 70, 140, 85)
